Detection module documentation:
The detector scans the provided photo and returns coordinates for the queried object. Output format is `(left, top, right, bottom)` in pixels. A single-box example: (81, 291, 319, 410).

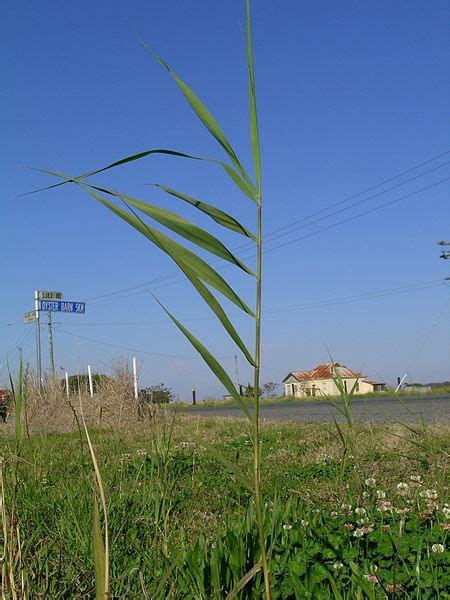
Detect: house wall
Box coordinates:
(284, 377, 375, 398)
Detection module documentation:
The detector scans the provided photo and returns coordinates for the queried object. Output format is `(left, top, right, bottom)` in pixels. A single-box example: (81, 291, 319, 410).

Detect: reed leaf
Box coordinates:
(92, 495, 106, 600)
(74, 181, 255, 316)
(27, 148, 256, 200)
(154, 297, 252, 419)
(246, 0, 261, 194)
(149, 184, 256, 240)
(226, 560, 263, 599)
(181, 263, 256, 366)
(138, 39, 257, 201)
(85, 183, 255, 276)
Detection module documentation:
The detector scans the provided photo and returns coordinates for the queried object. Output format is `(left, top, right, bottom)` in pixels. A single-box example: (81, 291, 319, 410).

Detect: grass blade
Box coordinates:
(181, 263, 256, 366)
(27, 149, 257, 201)
(138, 39, 257, 200)
(149, 184, 256, 240)
(92, 494, 106, 600)
(154, 297, 252, 419)
(246, 0, 261, 194)
(69, 180, 254, 316)
(85, 182, 255, 276)
(226, 560, 262, 599)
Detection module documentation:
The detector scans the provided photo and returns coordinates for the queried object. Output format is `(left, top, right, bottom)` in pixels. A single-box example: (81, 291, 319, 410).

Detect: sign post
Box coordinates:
(25, 290, 85, 390)
(34, 291, 42, 390)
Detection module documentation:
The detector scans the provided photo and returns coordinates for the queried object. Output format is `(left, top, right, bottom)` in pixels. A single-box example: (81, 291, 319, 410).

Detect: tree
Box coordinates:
(139, 383, 174, 405)
(262, 381, 278, 398)
(243, 383, 262, 399)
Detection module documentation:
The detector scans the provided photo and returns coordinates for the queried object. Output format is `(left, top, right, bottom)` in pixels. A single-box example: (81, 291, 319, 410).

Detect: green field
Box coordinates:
(1, 415, 448, 598)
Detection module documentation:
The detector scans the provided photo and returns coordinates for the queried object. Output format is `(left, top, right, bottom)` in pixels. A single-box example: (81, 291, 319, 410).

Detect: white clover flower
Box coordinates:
(376, 490, 386, 499)
(330, 511, 338, 518)
(425, 489, 438, 500)
(431, 543, 445, 554)
(442, 504, 450, 518)
(365, 477, 376, 487)
(364, 574, 378, 583)
(362, 491, 368, 499)
(282, 524, 292, 531)
(355, 507, 367, 515)
(300, 519, 309, 528)
(353, 528, 365, 538)
(396, 482, 409, 496)
(333, 562, 344, 570)
(410, 474, 422, 484)
(378, 500, 393, 513)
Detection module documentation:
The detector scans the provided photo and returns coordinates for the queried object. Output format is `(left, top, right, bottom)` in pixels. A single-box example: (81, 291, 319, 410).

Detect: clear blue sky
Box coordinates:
(2, 0, 449, 398)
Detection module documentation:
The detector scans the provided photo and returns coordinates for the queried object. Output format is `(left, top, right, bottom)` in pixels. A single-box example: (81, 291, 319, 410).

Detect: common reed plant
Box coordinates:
(32, 1, 271, 595)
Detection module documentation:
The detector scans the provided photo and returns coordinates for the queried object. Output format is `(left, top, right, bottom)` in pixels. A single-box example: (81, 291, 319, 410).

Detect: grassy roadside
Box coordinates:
(1, 415, 448, 597)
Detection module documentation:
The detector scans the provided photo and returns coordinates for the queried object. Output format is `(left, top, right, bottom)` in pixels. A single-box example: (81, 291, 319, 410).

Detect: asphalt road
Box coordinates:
(178, 394, 450, 423)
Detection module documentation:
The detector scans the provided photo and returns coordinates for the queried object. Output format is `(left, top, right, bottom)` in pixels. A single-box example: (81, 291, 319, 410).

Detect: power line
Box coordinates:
(85, 150, 449, 303)
(57, 278, 445, 327)
(261, 176, 450, 257)
(89, 174, 450, 303)
(53, 327, 234, 360)
(259, 160, 450, 246)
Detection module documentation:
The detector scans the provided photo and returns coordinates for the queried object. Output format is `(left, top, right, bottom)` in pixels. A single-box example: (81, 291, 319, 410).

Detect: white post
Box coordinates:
(87, 364, 94, 397)
(65, 371, 69, 397)
(395, 373, 407, 393)
(132, 356, 138, 400)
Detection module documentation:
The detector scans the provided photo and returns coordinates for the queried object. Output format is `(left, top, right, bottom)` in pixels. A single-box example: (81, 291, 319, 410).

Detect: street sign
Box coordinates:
(38, 300, 85, 314)
(38, 291, 62, 300)
(24, 311, 37, 324)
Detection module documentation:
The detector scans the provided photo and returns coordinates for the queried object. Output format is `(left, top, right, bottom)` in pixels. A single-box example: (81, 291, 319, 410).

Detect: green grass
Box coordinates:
(1, 417, 448, 597)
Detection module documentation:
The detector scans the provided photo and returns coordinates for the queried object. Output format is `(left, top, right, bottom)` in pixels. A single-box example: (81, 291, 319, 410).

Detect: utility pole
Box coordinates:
(34, 290, 42, 390)
(47, 312, 55, 378)
(438, 241, 450, 260)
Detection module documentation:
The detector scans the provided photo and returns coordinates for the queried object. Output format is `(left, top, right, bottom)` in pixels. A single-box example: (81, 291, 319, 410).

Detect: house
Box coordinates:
(283, 362, 387, 398)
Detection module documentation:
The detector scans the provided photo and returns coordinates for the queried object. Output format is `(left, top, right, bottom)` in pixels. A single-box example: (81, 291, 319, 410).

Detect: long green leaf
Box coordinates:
(181, 263, 256, 366)
(86, 182, 255, 276)
(92, 495, 106, 600)
(246, 0, 261, 195)
(27, 148, 257, 200)
(76, 182, 255, 316)
(98, 187, 256, 365)
(138, 38, 257, 201)
(226, 560, 263, 599)
(155, 298, 253, 419)
(150, 183, 256, 240)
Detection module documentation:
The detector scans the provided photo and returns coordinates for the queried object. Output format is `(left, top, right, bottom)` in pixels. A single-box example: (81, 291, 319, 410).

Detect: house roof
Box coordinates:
(283, 362, 363, 383)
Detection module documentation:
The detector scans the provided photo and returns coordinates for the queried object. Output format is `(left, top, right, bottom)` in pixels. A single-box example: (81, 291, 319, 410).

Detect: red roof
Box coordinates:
(285, 363, 363, 382)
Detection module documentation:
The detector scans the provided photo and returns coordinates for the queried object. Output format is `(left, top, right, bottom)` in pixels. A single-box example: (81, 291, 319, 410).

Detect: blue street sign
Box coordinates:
(38, 300, 86, 314)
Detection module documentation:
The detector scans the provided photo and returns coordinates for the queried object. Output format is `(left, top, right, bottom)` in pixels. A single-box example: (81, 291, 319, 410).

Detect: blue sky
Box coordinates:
(2, 0, 449, 398)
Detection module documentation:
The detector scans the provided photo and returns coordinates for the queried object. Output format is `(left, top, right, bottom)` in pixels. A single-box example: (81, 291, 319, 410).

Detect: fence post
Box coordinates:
(132, 357, 138, 400)
(87, 364, 94, 398)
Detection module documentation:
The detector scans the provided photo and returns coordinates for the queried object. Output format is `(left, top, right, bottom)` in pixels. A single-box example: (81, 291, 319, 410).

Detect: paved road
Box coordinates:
(177, 394, 450, 423)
